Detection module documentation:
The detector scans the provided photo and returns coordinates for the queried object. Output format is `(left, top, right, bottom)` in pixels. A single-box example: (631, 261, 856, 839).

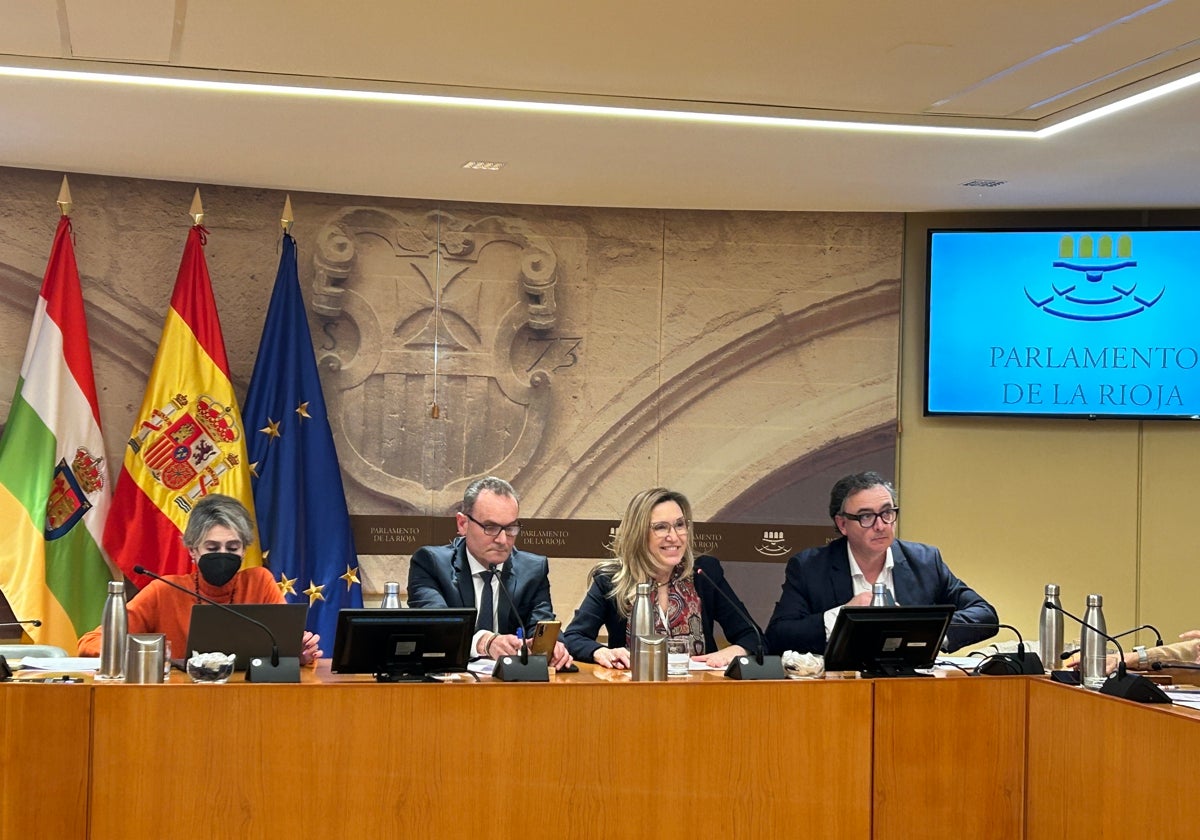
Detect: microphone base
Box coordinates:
(1100, 671, 1172, 704)
(493, 653, 550, 682)
(975, 651, 1045, 676)
(0, 655, 11, 682)
(724, 654, 786, 680)
(245, 656, 301, 683)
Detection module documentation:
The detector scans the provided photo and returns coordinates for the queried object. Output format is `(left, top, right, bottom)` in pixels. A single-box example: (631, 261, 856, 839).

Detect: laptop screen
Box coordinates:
(185, 603, 309, 670)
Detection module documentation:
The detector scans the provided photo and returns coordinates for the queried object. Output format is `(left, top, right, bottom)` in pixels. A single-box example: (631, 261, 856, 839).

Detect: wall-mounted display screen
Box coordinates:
(926, 228, 1200, 419)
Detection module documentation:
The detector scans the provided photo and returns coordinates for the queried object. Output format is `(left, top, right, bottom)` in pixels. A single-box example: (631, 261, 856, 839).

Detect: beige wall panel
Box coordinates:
(1137, 424, 1200, 644)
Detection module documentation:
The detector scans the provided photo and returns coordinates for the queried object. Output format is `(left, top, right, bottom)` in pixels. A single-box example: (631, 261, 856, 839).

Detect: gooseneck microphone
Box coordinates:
(967, 623, 1044, 675)
(0, 619, 42, 629)
(695, 567, 785, 680)
(1152, 661, 1200, 672)
(489, 565, 549, 683)
(133, 565, 300, 683)
(1043, 600, 1170, 704)
(1111, 624, 1165, 647)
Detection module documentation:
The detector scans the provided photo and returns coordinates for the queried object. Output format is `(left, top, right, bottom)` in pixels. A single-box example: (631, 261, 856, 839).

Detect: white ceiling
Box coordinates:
(1, 0, 1199, 211)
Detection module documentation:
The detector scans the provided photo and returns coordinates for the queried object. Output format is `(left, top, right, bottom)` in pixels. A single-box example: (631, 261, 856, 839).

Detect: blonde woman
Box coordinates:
(563, 487, 761, 669)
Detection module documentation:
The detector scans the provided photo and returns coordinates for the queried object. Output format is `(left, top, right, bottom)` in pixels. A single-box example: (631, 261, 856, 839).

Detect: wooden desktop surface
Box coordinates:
(6, 667, 1200, 839)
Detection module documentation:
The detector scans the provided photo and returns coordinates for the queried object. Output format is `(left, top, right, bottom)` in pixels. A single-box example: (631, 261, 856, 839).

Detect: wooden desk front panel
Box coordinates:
(89, 675, 874, 840)
(0, 684, 90, 839)
(1027, 679, 1200, 840)
(874, 676, 1027, 840)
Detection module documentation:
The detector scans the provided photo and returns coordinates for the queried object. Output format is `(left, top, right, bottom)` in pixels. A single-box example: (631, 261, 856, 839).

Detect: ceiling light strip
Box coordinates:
(2, 61, 1198, 140)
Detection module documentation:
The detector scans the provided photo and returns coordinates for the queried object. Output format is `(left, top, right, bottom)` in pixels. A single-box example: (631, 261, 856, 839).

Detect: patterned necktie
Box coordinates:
(476, 568, 496, 632)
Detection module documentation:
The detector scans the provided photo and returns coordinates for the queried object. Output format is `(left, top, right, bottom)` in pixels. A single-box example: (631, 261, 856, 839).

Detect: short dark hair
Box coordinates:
(462, 476, 519, 515)
(828, 471, 897, 520)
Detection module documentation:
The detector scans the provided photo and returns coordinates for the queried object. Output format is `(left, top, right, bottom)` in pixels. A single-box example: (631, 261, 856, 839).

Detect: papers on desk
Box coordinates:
(17, 657, 100, 672)
(1163, 688, 1200, 709)
(936, 656, 986, 670)
(468, 658, 495, 676)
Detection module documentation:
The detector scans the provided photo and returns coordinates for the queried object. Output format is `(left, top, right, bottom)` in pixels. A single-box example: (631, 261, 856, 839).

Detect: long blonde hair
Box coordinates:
(592, 487, 696, 618)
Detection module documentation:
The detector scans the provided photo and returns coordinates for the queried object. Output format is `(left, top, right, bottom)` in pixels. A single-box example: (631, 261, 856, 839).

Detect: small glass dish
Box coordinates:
(187, 652, 236, 684)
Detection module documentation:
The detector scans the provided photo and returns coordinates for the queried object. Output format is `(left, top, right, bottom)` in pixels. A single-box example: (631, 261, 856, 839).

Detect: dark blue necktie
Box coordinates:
(476, 568, 496, 632)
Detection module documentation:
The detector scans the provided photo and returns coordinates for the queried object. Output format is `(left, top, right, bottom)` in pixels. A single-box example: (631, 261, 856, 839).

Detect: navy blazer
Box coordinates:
(764, 537, 998, 655)
(562, 555, 763, 662)
(407, 537, 556, 633)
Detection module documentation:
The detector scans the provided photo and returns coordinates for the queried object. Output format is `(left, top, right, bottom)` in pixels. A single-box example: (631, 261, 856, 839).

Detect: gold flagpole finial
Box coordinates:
(281, 195, 294, 235)
(57, 175, 73, 217)
(189, 188, 204, 226)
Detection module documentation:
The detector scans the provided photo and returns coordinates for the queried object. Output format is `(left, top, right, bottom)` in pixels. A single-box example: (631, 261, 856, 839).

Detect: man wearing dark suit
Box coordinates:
(765, 471, 997, 655)
(407, 476, 572, 670)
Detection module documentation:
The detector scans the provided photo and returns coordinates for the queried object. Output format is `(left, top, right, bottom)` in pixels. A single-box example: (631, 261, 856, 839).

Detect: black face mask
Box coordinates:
(197, 552, 242, 587)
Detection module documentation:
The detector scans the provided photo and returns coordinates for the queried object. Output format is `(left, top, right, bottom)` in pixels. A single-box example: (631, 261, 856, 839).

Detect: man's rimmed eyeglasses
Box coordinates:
(839, 508, 899, 528)
(463, 511, 521, 538)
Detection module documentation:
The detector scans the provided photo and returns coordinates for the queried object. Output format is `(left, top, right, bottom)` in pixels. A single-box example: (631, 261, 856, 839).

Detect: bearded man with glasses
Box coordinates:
(765, 471, 997, 655)
(408, 475, 572, 670)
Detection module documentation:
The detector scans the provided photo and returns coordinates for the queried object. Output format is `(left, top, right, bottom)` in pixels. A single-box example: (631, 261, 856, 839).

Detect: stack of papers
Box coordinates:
(16, 657, 100, 672)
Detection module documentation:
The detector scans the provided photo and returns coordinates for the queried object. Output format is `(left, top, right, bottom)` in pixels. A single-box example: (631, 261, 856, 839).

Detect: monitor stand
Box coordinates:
(860, 660, 935, 679)
(374, 669, 438, 683)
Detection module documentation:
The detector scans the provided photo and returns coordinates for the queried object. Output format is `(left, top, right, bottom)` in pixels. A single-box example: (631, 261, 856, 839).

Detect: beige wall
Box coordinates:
(900, 212, 1200, 650)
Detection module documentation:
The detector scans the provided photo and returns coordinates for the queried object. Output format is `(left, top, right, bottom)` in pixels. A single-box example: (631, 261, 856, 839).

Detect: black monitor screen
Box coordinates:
(331, 608, 476, 682)
(824, 605, 955, 678)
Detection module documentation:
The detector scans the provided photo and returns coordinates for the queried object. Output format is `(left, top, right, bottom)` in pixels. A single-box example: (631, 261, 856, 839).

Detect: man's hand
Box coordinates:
(846, 591, 873, 608)
(478, 633, 524, 658)
(550, 640, 573, 670)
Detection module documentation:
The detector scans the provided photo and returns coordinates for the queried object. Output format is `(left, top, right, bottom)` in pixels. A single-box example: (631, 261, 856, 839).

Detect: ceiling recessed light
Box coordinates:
(462, 160, 506, 171)
(961, 179, 1006, 187)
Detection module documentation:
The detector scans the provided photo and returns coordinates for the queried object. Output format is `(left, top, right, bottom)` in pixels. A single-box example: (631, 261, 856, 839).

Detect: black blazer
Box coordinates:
(764, 537, 998, 655)
(562, 555, 762, 662)
(407, 537, 556, 633)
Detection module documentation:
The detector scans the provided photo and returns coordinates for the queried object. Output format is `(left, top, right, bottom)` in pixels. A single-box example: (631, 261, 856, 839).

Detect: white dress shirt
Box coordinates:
(822, 544, 897, 641)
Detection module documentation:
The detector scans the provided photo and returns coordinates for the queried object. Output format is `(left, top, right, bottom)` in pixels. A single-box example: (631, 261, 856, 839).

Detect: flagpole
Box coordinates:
(57, 175, 72, 216)
(189, 188, 204, 226)
(281, 195, 294, 235)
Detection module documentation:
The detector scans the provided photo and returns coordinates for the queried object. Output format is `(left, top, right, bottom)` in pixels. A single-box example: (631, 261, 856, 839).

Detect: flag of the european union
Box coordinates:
(244, 232, 362, 651)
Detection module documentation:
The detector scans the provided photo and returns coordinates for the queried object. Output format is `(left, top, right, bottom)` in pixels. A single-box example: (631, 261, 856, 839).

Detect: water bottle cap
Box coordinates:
(107, 580, 125, 594)
(1044, 583, 1059, 596)
(636, 582, 653, 594)
(1086, 593, 1103, 606)
(872, 582, 886, 592)
(383, 581, 400, 594)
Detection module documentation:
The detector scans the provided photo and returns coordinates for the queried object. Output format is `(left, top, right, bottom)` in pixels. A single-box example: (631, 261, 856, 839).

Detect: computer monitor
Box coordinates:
(824, 605, 955, 678)
(331, 607, 475, 682)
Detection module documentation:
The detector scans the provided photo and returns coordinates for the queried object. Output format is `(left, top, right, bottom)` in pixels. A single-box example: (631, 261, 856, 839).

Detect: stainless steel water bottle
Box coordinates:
(1080, 593, 1108, 689)
(870, 582, 895, 606)
(1038, 584, 1064, 672)
(380, 581, 401, 609)
(629, 582, 653, 671)
(97, 580, 128, 680)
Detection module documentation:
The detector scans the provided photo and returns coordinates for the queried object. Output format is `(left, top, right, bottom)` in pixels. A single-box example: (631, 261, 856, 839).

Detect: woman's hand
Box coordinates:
(593, 646, 630, 669)
(300, 631, 323, 665)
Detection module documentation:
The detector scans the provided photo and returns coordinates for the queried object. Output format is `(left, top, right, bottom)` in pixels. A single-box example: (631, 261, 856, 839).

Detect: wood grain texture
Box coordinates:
(0, 684, 90, 838)
(89, 669, 874, 840)
(874, 676, 1027, 840)
(1027, 678, 1200, 840)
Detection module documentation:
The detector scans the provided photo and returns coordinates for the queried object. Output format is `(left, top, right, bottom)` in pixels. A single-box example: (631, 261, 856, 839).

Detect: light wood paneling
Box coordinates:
(0, 683, 90, 838)
(875, 676, 1027, 840)
(88, 669, 874, 840)
(1027, 679, 1200, 839)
